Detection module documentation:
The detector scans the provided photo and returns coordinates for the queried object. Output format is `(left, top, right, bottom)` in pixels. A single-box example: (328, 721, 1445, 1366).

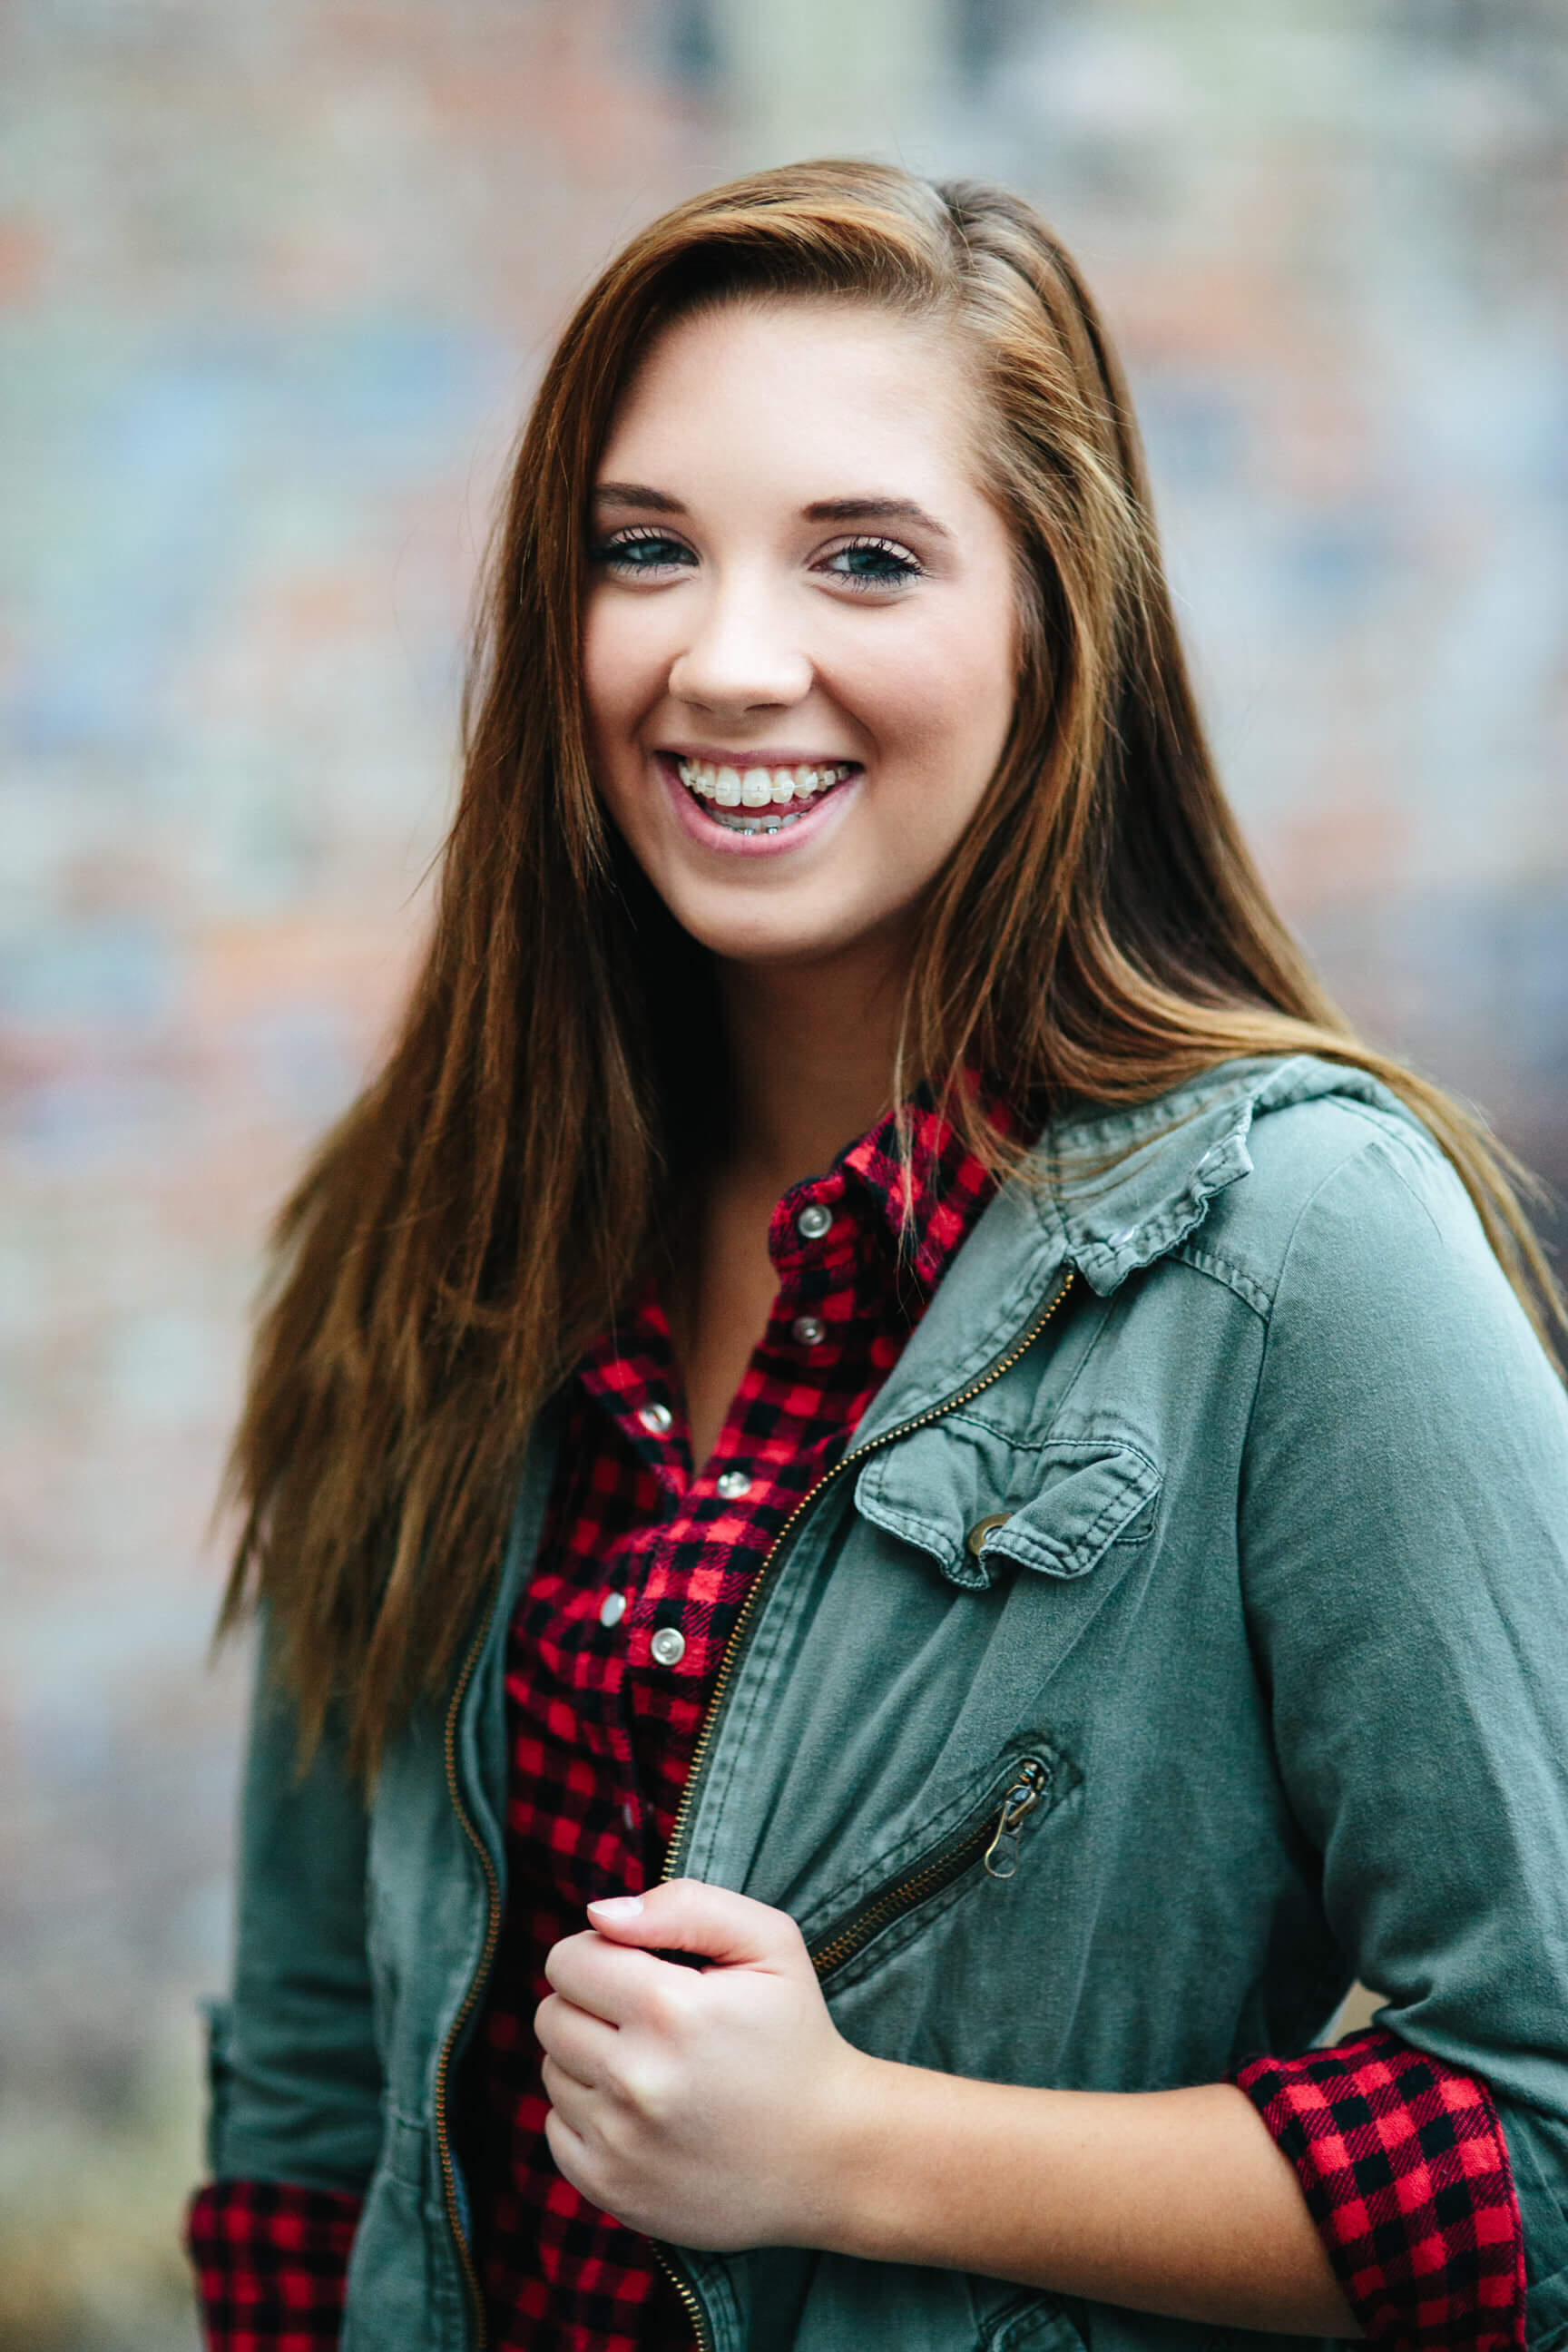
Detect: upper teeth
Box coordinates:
(677, 760, 853, 808)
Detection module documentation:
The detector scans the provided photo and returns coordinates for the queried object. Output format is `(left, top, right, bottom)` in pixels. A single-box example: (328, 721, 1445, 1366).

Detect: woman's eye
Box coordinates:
(593, 529, 695, 575)
(820, 536, 924, 591)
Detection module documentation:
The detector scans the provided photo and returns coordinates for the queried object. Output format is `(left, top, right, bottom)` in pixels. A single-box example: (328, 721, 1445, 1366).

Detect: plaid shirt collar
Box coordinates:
(773, 1081, 1020, 1290)
(573, 1089, 1012, 1481)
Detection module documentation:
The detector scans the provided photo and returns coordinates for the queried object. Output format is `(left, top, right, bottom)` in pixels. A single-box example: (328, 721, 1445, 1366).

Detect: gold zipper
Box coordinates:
(661, 1267, 1075, 1883)
(434, 1586, 505, 2350)
(806, 1756, 1052, 1980)
(652, 1265, 1076, 2346)
(436, 1590, 717, 2352)
(652, 2248, 716, 2352)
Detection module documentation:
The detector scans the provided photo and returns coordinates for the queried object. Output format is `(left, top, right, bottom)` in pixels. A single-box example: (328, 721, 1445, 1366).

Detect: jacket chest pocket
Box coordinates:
(854, 1418, 1161, 1592)
(848, 1419, 1162, 1789)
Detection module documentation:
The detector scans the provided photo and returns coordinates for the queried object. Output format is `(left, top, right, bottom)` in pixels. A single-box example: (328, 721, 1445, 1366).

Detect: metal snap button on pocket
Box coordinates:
(965, 1512, 1013, 1558)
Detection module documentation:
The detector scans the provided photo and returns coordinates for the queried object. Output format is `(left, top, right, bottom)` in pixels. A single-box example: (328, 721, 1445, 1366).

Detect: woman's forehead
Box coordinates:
(598, 297, 985, 509)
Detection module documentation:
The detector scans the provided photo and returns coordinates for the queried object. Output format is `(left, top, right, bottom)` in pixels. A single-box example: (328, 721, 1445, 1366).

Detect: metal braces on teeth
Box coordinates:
(676, 756, 854, 814)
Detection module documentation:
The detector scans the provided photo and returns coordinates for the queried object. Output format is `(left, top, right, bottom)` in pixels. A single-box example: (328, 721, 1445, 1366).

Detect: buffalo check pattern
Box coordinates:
(187, 2178, 359, 2346)
(1237, 2028, 1525, 2352)
(190, 1100, 1525, 2352)
(466, 1101, 1004, 2352)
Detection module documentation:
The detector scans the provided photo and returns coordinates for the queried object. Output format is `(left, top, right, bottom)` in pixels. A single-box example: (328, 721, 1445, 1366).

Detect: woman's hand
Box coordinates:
(537, 1879, 877, 2249)
(539, 1878, 1359, 2335)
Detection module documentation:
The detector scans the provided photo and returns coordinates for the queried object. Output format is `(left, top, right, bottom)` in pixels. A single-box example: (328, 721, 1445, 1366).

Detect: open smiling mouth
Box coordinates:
(671, 756, 860, 837)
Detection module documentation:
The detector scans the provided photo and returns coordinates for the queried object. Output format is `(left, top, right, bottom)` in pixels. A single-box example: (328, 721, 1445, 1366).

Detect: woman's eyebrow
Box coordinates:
(593, 485, 954, 540)
(593, 482, 687, 514)
(804, 495, 953, 541)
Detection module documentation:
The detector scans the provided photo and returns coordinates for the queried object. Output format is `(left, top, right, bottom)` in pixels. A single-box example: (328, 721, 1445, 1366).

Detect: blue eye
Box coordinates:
(823, 537, 923, 590)
(594, 528, 693, 574)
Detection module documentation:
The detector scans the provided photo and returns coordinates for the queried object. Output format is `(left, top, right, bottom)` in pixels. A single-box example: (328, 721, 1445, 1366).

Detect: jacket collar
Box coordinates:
(850, 1053, 1416, 1447)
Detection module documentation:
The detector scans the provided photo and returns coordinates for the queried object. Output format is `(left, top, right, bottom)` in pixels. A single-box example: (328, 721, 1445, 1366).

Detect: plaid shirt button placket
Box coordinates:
(441, 1112, 997, 2352)
(189, 1103, 1529, 2352)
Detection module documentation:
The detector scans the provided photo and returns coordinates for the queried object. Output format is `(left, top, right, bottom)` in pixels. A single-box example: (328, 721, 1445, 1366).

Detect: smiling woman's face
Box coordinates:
(582, 298, 1021, 974)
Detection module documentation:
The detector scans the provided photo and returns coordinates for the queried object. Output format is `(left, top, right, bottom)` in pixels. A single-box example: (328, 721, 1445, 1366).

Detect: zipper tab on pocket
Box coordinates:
(808, 1750, 1059, 1981)
(982, 1759, 1052, 1881)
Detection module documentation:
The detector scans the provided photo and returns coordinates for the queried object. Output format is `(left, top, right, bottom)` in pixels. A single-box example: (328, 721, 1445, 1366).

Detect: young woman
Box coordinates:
(187, 162, 1568, 2352)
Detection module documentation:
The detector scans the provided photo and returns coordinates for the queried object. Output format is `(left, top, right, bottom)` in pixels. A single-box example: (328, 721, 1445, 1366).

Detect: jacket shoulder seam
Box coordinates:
(1170, 1239, 1273, 1318)
(1242, 1130, 1409, 1454)
(1181, 1109, 1446, 1328)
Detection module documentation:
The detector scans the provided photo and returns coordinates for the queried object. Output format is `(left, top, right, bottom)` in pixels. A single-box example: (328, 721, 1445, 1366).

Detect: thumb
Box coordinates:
(586, 1877, 803, 1971)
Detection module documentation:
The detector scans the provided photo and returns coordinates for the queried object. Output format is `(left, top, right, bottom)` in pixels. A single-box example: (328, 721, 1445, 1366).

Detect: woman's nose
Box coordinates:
(666, 576, 813, 714)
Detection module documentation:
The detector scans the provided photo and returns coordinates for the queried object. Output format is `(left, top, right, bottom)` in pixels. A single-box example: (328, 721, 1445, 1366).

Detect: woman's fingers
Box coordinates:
(541, 2050, 597, 2127)
(544, 1925, 668, 2023)
(544, 1882, 814, 2038)
(534, 1886, 863, 2248)
(586, 1878, 809, 1971)
(534, 1988, 618, 2087)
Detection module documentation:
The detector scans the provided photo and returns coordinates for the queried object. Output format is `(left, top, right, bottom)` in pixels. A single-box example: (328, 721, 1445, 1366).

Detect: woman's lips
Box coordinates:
(654, 751, 862, 858)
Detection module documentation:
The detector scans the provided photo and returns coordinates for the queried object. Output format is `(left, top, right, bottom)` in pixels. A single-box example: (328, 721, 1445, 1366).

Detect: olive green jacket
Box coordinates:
(203, 1056, 1568, 2352)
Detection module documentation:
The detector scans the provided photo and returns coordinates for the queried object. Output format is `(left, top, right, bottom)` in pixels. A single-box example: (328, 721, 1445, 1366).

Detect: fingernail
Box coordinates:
(588, 1895, 644, 1921)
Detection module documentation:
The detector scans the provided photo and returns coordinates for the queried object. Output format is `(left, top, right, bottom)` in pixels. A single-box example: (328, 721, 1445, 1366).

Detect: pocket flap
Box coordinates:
(855, 1424, 1160, 1590)
(982, 1442, 1161, 1583)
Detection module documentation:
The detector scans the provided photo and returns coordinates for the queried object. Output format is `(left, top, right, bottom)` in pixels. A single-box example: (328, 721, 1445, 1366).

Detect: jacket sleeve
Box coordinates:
(1234, 1111, 1568, 2352)
(204, 1621, 385, 2192)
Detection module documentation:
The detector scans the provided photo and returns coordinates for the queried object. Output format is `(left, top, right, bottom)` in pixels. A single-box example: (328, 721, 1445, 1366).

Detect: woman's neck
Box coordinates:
(714, 934, 910, 1195)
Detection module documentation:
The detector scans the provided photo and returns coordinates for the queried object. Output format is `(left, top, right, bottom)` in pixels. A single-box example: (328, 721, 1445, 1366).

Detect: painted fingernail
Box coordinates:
(588, 1895, 644, 1920)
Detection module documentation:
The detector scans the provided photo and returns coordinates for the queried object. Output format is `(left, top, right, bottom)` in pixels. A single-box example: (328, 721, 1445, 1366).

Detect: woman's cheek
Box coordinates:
(582, 597, 660, 735)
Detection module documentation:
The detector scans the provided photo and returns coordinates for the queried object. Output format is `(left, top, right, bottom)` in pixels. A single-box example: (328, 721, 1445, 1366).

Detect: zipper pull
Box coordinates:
(983, 1758, 1051, 1881)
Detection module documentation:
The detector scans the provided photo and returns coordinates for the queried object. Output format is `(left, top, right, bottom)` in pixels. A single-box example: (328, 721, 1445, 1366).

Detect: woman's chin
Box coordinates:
(663, 888, 895, 971)
(697, 912, 926, 985)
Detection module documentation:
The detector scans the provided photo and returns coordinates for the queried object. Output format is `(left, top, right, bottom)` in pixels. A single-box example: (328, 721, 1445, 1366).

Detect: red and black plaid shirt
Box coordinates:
(189, 1101, 1525, 2352)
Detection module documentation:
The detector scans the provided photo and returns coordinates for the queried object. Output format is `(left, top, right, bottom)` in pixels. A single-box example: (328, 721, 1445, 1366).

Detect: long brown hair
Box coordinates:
(221, 160, 1562, 1773)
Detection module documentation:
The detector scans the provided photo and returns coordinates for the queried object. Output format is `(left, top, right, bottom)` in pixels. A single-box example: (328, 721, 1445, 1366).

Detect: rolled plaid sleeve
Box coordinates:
(187, 2180, 360, 2350)
(1236, 2027, 1525, 2352)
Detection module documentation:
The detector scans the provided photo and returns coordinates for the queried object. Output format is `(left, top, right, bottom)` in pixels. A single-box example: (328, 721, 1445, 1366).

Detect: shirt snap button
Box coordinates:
(791, 1314, 826, 1348)
(598, 1592, 626, 1628)
(965, 1512, 1012, 1558)
(638, 1403, 673, 1436)
(796, 1203, 833, 1241)
(650, 1625, 686, 1668)
(715, 1469, 752, 1499)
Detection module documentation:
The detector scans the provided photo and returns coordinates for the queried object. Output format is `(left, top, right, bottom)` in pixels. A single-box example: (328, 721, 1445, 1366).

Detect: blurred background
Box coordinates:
(1, 0, 1564, 2343)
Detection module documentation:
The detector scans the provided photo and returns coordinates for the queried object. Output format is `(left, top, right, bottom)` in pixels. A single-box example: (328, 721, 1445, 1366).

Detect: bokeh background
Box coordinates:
(2, 1, 1564, 2344)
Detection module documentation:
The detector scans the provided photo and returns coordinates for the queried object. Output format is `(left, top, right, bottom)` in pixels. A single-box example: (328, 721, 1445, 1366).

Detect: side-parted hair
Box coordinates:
(222, 160, 1562, 1775)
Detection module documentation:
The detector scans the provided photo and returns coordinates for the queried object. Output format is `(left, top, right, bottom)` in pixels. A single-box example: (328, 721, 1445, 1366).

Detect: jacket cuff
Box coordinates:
(1235, 2024, 1525, 2352)
(186, 2179, 361, 2349)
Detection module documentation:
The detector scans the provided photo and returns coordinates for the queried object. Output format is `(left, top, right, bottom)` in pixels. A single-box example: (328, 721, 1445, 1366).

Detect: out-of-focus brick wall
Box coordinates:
(0, 7, 712, 2341)
(0, 2, 1562, 2343)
